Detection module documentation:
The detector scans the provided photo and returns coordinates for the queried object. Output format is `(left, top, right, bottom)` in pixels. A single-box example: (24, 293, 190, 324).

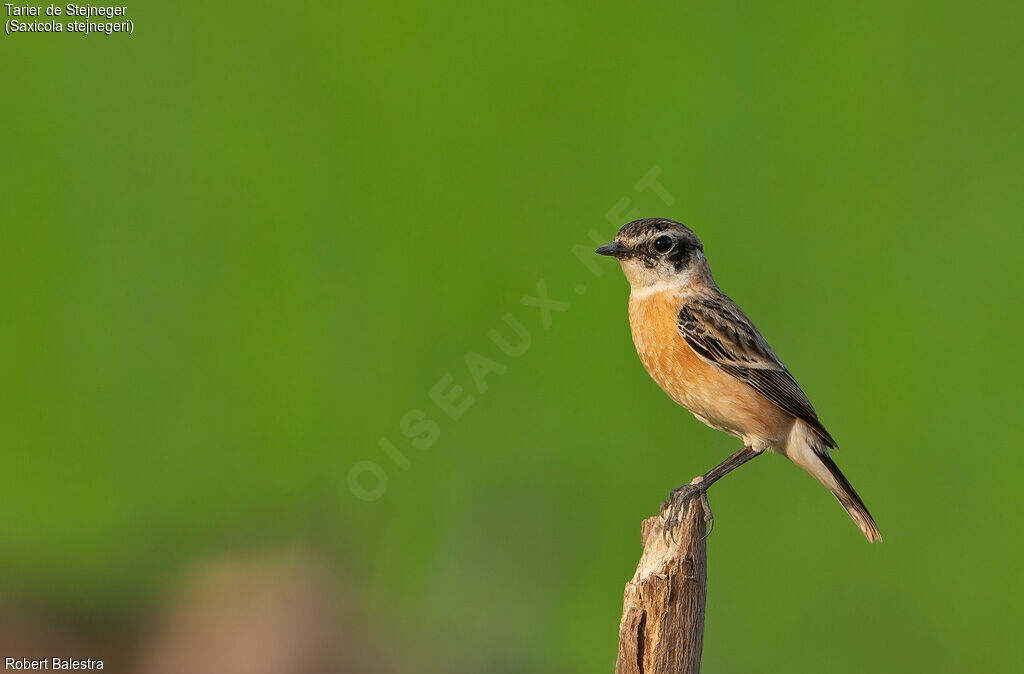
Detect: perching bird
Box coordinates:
(597, 218, 880, 542)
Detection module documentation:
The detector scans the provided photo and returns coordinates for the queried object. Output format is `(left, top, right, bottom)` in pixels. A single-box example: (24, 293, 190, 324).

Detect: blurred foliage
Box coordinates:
(2, 2, 1023, 672)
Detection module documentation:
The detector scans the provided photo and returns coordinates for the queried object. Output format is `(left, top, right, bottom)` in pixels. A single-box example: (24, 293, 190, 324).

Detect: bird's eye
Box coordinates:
(653, 236, 673, 253)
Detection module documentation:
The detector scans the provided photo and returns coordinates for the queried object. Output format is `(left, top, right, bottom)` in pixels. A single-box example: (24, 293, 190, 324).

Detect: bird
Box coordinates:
(596, 217, 880, 542)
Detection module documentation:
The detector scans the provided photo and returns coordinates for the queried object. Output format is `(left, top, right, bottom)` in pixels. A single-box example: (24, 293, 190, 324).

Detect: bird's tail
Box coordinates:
(786, 422, 882, 543)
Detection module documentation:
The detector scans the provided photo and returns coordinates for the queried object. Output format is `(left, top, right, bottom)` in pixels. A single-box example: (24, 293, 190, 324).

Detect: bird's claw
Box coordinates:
(699, 490, 714, 539)
(660, 476, 714, 542)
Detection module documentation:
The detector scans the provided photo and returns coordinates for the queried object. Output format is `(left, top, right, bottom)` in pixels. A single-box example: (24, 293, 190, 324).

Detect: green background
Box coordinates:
(3, 2, 1023, 672)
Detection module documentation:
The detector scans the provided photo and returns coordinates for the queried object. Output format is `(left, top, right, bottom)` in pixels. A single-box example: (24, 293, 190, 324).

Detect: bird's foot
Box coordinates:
(659, 476, 714, 542)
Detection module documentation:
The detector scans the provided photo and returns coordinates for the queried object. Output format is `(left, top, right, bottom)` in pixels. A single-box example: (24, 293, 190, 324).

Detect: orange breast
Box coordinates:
(627, 290, 792, 448)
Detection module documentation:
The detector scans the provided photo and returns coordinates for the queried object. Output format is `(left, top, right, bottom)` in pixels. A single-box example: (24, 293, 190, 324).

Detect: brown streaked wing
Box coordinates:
(677, 296, 837, 448)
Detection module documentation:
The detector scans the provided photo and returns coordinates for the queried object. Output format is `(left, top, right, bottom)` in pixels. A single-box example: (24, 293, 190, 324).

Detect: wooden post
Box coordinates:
(615, 497, 707, 674)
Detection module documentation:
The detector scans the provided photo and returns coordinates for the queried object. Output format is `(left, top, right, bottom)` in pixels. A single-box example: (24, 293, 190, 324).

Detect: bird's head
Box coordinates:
(596, 218, 710, 290)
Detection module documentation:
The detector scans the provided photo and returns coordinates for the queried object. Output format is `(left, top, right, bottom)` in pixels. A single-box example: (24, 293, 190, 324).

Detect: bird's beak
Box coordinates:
(596, 241, 630, 258)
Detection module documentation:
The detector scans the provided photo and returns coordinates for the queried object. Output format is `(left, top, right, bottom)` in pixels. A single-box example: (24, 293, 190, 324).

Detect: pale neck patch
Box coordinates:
(629, 280, 680, 300)
(619, 254, 710, 300)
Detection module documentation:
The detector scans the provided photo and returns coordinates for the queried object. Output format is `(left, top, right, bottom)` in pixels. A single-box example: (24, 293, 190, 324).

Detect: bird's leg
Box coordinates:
(660, 446, 763, 541)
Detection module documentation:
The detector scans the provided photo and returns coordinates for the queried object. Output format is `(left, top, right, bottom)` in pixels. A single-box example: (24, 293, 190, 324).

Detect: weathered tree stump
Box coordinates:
(615, 498, 707, 674)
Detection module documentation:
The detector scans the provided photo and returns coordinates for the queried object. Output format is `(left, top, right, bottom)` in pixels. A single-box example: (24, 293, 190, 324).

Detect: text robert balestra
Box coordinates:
(4, 658, 103, 670)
